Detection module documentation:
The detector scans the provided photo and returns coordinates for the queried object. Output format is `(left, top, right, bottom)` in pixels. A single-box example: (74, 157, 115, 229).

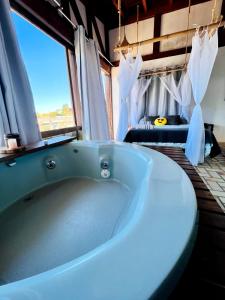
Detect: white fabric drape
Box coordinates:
(74, 26, 109, 140)
(67, 50, 82, 127)
(144, 76, 180, 117)
(0, 0, 41, 146)
(116, 52, 142, 141)
(129, 77, 151, 127)
(179, 72, 194, 121)
(185, 30, 218, 165)
(160, 71, 193, 121)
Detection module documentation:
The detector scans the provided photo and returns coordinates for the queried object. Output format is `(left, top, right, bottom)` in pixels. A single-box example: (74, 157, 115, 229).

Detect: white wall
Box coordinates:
(109, 18, 154, 61)
(202, 46, 225, 142)
(160, 1, 222, 51)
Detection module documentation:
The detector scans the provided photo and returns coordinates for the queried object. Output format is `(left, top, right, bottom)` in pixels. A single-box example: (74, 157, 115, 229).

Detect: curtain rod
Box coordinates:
(114, 19, 224, 52)
(51, 0, 114, 67)
(139, 64, 187, 78)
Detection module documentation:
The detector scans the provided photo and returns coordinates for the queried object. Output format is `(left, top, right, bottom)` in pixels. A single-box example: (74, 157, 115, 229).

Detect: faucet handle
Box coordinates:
(101, 159, 109, 169)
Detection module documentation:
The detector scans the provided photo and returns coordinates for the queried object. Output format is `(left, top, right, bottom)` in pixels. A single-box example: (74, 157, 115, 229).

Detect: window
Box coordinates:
(12, 12, 75, 133)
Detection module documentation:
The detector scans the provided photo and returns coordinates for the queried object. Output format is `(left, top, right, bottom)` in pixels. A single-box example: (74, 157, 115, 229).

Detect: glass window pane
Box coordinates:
(12, 12, 74, 132)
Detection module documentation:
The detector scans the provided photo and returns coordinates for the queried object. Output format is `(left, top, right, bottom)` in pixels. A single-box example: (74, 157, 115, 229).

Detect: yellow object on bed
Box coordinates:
(154, 117, 167, 126)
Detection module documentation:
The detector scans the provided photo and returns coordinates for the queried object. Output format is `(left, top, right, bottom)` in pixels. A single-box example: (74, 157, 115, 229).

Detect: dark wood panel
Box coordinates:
(184, 168, 199, 175)
(199, 211, 225, 230)
(113, 46, 192, 66)
(194, 248, 225, 286)
(104, 23, 110, 58)
(70, 0, 85, 27)
(196, 190, 216, 200)
(192, 181, 209, 190)
(189, 174, 205, 182)
(41, 126, 80, 139)
(11, 0, 113, 69)
(197, 199, 224, 214)
(197, 226, 225, 251)
(86, 3, 93, 39)
(153, 14, 161, 54)
(92, 16, 106, 54)
(10, 0, 74, 49)
(0, 136, 75, 163)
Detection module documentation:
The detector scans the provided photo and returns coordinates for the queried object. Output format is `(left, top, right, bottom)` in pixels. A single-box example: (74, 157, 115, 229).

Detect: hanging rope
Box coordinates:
(184, 0, 191, 67)
(136, 3, 139, 43)
(136, 2, 140, 55)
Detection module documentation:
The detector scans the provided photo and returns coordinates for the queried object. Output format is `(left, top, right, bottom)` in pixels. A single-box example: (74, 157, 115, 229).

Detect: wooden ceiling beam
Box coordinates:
(112, 0, 124, 16)
(92, 16, 106, 55)
(218, 0, 225, 46)
(113, 46, 192, 66)
(10, 0, 74, 49)
(169, 0, 173, 7)
(104, 23, 110, 58)
(109, 0, 211, 28)
(69, 0, 85, 27)
(141, 0, 148, 14)
(84, 0, 94, 38)
(113, 25, 225, 66)
(114, 20, 224, 52)
(153, 14, 161, 54)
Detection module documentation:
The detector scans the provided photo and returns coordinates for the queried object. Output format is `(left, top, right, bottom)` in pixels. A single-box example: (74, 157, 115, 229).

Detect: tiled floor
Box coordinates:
(196, 144, 225, 212)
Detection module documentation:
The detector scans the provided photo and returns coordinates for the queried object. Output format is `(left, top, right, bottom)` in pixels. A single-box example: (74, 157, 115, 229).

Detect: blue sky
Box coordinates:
(12, 12, 72, 113)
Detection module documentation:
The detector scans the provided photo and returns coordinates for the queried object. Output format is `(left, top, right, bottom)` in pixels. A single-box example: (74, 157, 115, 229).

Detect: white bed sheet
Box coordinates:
(133, 123, 189, 130)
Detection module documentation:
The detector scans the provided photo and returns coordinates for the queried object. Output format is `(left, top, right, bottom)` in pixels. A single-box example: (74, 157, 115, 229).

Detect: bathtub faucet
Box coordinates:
(100, 158, 110, 179)
(100, 159, 110, 170)
(46, 159, 56, 170)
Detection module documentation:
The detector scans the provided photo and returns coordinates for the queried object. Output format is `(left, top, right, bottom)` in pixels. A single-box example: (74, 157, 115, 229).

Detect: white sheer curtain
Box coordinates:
(144, 76, 179, 117)
(160, 71, 193, 121)
(74, 26, 109, 140)
(185, 30, 218, 165)
(179, 72, 194, 121)
(0, 0, 41, 147)
(129, 77, 151, 127)
(67, 50, 82, 127)
(116, 52, 142, 141)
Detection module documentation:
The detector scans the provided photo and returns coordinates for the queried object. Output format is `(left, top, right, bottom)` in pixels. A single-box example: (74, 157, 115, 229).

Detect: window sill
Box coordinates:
(0, 136, 75, 164)
(41, 126, 81, 139)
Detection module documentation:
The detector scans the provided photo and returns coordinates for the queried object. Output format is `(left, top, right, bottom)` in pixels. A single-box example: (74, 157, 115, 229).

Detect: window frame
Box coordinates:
(11, 3, 80, 139)
(11, 1, 113, 139)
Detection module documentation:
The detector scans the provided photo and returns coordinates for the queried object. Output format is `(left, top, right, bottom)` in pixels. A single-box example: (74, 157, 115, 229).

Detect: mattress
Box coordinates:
(133, 124, 189, 130)
(124, 128, 221, 158)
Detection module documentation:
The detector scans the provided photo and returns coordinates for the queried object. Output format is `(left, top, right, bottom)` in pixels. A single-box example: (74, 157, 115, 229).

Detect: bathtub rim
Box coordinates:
(0, 141, 197, 300)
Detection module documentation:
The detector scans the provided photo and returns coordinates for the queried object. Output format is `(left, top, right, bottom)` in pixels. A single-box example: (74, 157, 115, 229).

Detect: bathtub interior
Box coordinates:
(0, 142, 151, 285)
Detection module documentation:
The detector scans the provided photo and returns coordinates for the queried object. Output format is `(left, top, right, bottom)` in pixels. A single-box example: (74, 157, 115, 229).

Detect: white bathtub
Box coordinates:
(0, 141, 197, 300)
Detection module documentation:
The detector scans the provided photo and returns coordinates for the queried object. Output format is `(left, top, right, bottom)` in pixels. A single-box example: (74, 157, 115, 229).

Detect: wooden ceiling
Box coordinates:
(80, 0, 213, 29)
(10, 0, 224, 66)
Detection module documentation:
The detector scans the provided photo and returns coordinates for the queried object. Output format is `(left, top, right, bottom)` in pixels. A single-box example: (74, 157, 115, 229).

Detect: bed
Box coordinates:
(124, 116, 221, 158)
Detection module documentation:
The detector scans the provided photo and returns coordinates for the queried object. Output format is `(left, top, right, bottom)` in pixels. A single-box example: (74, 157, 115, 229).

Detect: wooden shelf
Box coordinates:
(0, 136, 75, 163)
